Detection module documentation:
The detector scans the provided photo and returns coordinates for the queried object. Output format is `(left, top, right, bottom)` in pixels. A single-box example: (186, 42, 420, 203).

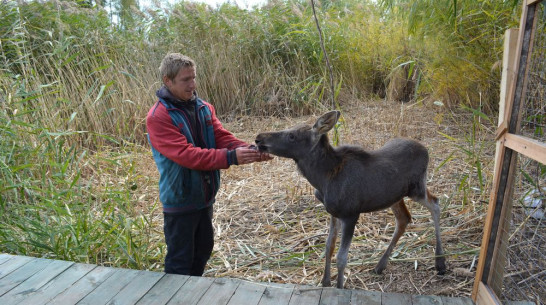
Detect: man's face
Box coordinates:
(164, 66, 196, 101)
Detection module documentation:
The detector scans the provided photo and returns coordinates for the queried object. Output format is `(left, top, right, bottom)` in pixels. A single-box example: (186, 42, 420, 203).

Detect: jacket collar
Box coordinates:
(156, 85, 198, 105)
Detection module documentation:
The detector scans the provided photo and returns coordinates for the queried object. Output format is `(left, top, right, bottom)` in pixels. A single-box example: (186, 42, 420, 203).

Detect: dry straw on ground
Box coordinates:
(137, 98, 494, 298)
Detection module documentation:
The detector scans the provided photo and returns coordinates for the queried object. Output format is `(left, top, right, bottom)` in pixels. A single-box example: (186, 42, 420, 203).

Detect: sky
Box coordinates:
(193, 0, 267, 8)
(154, 0, 269, 9)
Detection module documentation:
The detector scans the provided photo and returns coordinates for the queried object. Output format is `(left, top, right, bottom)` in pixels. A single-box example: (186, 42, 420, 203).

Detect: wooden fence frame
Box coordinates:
(472, 0, 546, 304)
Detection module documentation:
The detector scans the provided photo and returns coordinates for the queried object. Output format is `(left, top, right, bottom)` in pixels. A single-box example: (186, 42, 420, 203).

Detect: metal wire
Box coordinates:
(502, 2, 546, 304)
(502, 156, 545, 304)
(519, 2, 546, 142)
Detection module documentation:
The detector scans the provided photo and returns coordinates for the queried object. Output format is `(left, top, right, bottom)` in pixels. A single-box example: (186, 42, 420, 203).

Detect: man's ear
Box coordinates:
(312, 111, 340, 135)
(162, 75, 171, 86)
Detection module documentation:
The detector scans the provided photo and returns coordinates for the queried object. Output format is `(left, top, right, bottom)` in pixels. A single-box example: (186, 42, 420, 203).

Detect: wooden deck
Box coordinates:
(0, 253, 478, 305)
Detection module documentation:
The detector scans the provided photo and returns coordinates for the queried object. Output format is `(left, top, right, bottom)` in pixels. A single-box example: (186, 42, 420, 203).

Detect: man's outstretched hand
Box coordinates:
(235, 147, 273, 165)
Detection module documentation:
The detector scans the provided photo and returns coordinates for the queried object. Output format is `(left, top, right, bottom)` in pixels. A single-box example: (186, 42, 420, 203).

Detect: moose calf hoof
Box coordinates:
(373, 266, 385, 275)
(321, 279, 331, 287)
(436, 259, 447, 275)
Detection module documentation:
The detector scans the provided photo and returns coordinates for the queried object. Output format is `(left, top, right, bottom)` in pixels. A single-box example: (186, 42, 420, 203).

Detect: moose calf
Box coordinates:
(255, 111, 446, 288)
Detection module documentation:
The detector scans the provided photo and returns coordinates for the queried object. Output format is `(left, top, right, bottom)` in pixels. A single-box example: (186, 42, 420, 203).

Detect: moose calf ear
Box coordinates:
(313, 110, 341, 134)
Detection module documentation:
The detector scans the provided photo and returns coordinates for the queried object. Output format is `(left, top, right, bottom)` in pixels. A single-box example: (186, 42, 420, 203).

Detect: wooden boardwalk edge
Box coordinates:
(0, 253, 527, 305)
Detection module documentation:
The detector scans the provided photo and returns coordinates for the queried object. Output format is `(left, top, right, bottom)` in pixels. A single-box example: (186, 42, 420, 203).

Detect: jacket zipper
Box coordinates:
(165, 99, 214, 205)
(196, 104, 212, 204)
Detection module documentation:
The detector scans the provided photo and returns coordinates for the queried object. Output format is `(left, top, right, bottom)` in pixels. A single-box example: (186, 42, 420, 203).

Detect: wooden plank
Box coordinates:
(74, 268, 140, 305)
(497, 28, 520, 128)
(488, 159, 516, 297)
(0, 255, 33, 279)
(487, 7, 541, 289)
(0, 255, 484, 305)
(319, 287, 351, 305)
(413, 294, 443, 305)
(475, 282, 501, 305)
(442, 296, 475, 305)
(257, 282, 294, 305)
(0, 254, 13, 265)
(136, 273, 190, 305)
(288, 286, 322, 305)
(487, 27, 520, 299)
(17, 263, 96, 305)
(196, 277, 240, 305)
(527, 0, 543, 6)
(0, 257, 52, 296)
(0, 259, 73, 304)
(472, 121, 508, 300)
(227, 280, 267, 305)
(107, 270, 165, 305)
(486, 145, 519, 298)
(350, 289, 381, 305)
(48, 265, 117, 304)
(167, 275, 215, 304)
(382, 292, 413, 305)
(503, 133, 546, 164)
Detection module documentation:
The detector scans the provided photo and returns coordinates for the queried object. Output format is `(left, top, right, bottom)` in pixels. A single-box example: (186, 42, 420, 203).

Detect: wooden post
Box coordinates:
(472, 26, 521, 303)
(487, 28, 519, 297)
(487, 4, 540, 297)
(499, 29, 519, 132)
(472, 0, 540, 302)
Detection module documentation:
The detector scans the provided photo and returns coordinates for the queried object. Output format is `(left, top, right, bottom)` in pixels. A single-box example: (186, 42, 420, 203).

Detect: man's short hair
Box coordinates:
(160, 53, 195, 82)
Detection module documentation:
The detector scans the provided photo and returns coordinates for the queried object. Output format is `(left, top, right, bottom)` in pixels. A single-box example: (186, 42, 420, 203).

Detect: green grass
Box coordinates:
(0, 106, 164, 268)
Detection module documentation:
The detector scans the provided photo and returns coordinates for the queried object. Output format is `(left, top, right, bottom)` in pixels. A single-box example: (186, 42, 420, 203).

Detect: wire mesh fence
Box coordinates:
(501, 155, 545, 304)
(501, 3, 546, 303)
(519, 1, 546, 143)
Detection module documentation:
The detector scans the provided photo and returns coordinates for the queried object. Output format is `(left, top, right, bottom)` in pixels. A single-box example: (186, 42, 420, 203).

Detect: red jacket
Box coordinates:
(147, 96, 248, 213)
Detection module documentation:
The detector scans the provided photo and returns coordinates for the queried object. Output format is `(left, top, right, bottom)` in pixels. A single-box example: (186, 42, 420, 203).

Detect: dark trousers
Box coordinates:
(163, 206, 214, 276)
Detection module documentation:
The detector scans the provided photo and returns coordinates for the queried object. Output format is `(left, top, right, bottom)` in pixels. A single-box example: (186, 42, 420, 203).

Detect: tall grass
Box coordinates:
(0, 83, 164, 269)
(0, 1, 164, 268)
(437, 106, 495, 207)
(1, 0, 520, 144)
(379, 0, 521, 112)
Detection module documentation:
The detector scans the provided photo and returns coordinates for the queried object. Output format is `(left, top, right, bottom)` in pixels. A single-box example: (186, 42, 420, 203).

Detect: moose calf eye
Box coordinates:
(288, 133, 296, 141)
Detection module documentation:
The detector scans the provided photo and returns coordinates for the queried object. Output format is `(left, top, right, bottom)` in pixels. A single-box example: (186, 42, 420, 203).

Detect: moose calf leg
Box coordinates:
(374, 199, 411, 274)
(336, 216, 359, 288)
(321, 216, 340, 287)
(420, 189, 446, 274)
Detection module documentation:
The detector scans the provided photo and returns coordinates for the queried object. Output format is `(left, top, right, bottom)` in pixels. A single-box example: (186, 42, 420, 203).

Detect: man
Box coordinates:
(146, 53, 271, 275)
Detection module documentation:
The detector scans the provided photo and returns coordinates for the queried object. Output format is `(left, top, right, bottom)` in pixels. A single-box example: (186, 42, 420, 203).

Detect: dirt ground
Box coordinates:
(178, 98, 494, 298)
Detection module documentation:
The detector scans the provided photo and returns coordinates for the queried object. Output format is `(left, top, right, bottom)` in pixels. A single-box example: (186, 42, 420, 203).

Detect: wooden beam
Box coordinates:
(487, 149, 518, 295)
(495, 122, 508, 141)
(472, 1, 536, 301)
(489, 1, 539, 294)
(471, 25, 522, 301)
(473, 0, 541, 299)
(503, 133, 546, 164)
(500, 4, 528, 128)
(497, 28, 520, 128)
(526, 0, 542, 6)
(487, 27, 519, 296)
(476, 282, 502, 305)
